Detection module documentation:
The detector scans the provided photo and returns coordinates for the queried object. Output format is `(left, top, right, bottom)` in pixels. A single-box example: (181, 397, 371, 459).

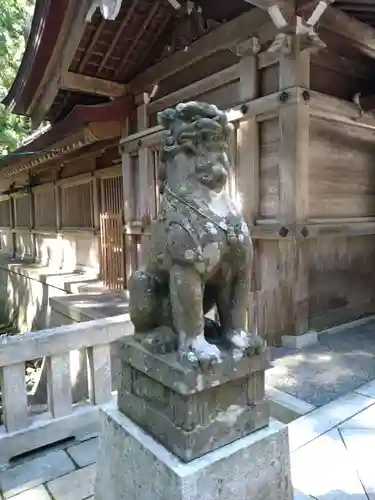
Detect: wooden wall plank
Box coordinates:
(309, 117, 375, 218)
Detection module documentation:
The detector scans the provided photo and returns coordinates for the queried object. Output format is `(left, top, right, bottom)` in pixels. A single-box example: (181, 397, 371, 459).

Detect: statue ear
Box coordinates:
(157, 108, 176, 129)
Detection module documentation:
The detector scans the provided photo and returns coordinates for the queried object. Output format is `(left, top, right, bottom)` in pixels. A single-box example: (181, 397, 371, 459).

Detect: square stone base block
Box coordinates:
(95, 403, 293, 500)
(281, 331, 318, 349)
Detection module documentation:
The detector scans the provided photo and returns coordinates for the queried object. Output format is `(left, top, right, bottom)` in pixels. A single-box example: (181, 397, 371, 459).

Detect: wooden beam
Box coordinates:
(59, 72, 128, 98)
(31, 0, 94, 127)
(309, 90, 375, 128)
(311, 51, 372, 80)
(320, 6, 375, 59)
(148, 64, 240, 115)
(129, 8, 270, 91)
(243, 0, 292, 28)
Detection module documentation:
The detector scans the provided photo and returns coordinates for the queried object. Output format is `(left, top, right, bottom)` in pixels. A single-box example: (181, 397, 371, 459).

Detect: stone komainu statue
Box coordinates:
(129, 102, 264, 369)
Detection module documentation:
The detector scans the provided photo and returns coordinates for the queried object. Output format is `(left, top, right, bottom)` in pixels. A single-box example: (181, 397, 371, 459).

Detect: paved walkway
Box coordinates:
(2, 318, 375, 499)
(0, 436, 97, 499)
(1, 379, 375, 499)
(267, 318, 375, 407)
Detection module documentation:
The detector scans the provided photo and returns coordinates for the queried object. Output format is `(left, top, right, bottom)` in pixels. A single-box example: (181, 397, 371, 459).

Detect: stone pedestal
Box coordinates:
(118, 337, 270, 461)
(95, 403, 293, 500)
(95, 336, 293, 499)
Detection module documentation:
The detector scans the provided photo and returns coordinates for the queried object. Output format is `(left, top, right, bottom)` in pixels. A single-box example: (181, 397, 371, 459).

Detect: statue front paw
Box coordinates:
(224, 329, 265, 355)
(180, 334, 222, 371)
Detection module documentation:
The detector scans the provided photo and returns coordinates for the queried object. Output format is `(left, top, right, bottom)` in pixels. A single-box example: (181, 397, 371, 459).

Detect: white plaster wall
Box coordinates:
(15, 231, 34, 259)
(0, 229, 100, 331)
(34, 232, 100, 271)
(0, 230, 13, 256)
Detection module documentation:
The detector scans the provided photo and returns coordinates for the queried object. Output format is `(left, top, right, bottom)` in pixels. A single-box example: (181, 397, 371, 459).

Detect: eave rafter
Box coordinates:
(59, 72, 129, 98)
(17, 0, 375, 127)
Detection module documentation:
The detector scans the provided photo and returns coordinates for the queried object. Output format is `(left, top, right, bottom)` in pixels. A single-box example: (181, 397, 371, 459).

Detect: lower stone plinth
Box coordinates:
(94, 403, 293, 500)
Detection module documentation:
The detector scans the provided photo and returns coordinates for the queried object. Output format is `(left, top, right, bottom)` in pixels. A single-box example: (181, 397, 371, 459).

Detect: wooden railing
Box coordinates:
(0, 314, 133, 468)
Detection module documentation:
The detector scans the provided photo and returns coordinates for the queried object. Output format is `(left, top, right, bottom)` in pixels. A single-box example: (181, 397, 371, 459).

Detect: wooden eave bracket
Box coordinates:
(243, 0, 333, 53)
(86, 0, 123, 21)
(230, 37, 261, 57)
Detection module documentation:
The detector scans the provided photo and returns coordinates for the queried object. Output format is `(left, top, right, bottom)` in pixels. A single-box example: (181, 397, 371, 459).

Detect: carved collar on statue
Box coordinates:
(164, 185, 247, 246)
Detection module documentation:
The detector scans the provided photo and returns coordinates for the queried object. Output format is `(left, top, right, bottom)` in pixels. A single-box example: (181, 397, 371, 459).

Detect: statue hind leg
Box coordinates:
(128, 270, 160, 331)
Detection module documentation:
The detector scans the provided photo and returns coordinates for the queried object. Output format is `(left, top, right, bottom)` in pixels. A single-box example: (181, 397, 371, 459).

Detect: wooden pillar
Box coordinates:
(237, 38, 261, 331)
(9, 195, 16, 259)
(121, 148, 135, 286)
(55, 183, 62, 232)
(92, 174, 100, 231)
(278, 36, 311, 335)
(28, 188, 37, 262)
(237, 37, 260, 228)
(136, 93, 156, 268)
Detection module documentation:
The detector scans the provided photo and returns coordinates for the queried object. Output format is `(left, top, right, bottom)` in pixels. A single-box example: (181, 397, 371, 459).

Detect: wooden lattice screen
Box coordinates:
(14, 194, 30, 228)
(0, 199, 11, 227)
(61, 182, 93, 228)
(34, 186, 56, 229)
(100, 174, 125, 290)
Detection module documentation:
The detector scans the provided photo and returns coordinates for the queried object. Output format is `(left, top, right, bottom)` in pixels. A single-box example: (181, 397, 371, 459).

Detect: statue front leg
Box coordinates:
(170, 264, 221, 369)
(217, 272, 264, 354)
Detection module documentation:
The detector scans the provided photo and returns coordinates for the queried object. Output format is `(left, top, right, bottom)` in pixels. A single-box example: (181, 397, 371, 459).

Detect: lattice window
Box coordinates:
(101, 176, 123, 215)
(34, 186, 56, 229)
(61, 181, 93, 229)
(0, 199, 11, 227)
(14, 194, 30, 228)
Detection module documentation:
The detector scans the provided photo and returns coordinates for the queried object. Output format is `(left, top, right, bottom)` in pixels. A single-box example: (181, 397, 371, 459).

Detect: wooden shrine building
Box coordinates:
(2, 0, 375, 344)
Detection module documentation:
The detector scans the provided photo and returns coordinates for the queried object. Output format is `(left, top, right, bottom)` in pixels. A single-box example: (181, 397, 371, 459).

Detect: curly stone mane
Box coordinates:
(156, 102, 233, 193)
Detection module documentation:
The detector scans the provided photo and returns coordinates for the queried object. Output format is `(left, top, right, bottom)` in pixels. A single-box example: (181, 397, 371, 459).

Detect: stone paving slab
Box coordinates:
(291, 429, 368, 499)
(47, 464, 96, 500)
(339, 428, 375, 499)
(8, 485, 52, 499)
(294, 489, 316, 499)
(354, 378, 375, 399)
(339, 401, 375, 430)
(288, 391, 375, 452)
(66, 438, 98, 468)
(0, 451, 75, 499)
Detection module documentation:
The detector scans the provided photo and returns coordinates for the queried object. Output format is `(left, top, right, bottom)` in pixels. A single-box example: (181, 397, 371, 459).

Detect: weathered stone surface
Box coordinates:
(95, 405, 293, 500)
(120, 337, 269, 395)
(118, 338, 269, 461)
(66, 438, 98, 468)
(128, 102, 264, 370)
(0, 451, 75, 498)
(47, 464, 96, 500)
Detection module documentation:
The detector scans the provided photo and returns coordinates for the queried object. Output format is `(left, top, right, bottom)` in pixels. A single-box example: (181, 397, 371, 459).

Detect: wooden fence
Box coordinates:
(0, 315, 132, 468)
